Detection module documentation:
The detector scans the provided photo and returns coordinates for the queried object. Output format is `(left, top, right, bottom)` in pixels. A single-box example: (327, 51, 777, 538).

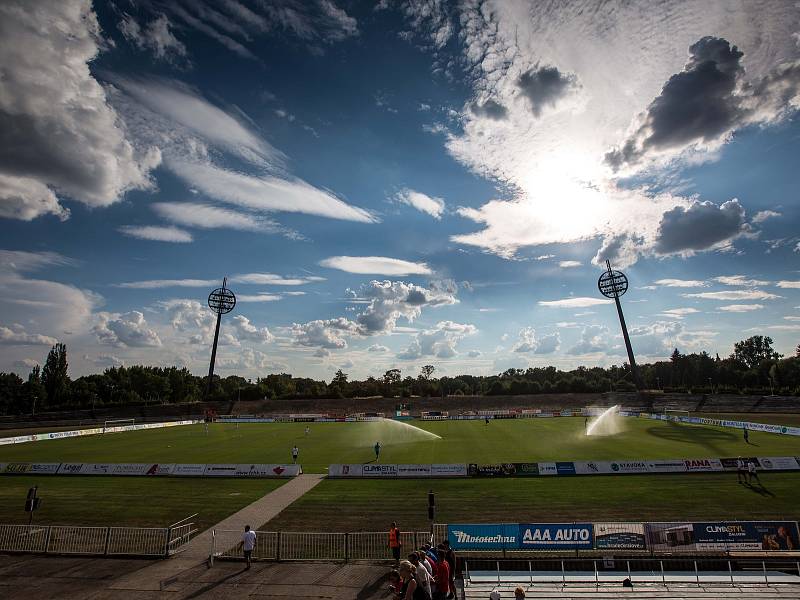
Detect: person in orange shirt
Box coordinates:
(389, 521, 402, 565)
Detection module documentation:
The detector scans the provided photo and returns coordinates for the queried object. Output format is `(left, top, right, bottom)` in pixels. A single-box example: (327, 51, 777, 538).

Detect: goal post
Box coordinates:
(103, 418, 135, 432)
(663, 409, 690, 421)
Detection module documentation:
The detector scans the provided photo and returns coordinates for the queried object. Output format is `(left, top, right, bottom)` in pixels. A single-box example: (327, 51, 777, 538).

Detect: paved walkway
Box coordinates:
(109, 473, 326, 593)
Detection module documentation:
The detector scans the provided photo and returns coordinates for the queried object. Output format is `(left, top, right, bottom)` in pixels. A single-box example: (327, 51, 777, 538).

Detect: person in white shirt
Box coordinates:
(736, 457, 746, 484)
(748, 460, 760, 485)
(242, 525, 256, 569)
(305, 426, 310, 436)
(409, 553, 432, 598)
(291, 445, 299, 464)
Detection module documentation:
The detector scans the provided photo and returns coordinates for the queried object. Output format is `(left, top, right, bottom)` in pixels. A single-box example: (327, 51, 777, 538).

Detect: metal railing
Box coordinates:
(0, 517, 196, 558)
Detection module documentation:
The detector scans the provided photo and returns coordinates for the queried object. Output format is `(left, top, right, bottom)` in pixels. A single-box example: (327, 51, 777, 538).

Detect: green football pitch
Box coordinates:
(0, 417, 798, 529)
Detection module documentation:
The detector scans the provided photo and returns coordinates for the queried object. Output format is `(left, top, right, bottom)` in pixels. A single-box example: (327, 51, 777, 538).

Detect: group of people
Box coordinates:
(388, 523, 456, 600)
(736, 456, 761, 485)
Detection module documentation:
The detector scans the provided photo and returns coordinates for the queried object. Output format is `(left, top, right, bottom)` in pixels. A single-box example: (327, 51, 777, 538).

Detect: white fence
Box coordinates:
(0, 517, 197, 557)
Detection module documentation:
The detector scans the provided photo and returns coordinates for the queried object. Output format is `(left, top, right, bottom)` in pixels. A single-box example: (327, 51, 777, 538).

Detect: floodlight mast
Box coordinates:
(205, 277, 236, 398)
(598, 260, 642, 390)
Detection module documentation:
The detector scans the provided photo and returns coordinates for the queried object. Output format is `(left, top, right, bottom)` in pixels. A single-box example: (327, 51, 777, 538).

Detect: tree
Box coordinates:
(731, 336, 782, 370)
(383, 368, 401, 396)
(420, 365, 435, 380)
(42, 343, 69, 407)
(329, 369, 348, 398)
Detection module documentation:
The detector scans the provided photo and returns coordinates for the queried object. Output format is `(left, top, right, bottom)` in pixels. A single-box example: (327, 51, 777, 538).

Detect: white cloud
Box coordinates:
(684, 290, 781, 301)
(512, 327, 560, 354)
(0, 1, 159, 219)
(168, 159, 376, 223)
(162, 299, 216, 345)
(558, 260, 582, 268)
(398, 321, 477, 360)
(117, 279, 216, 289)
(153, 202, 278, 232)
(119, 225, 193, 243)
(231, 315, 274, 343)
(118, 13, 188, 64)
(0, 324, 57, 346)
(291, 318, 360, 349)
(467, 350, 482, 358)
(93, 311, 162, 348)
(719, 304, 764, 312)
(395, 188, 446, 219)
(352, 280, 458, 334)
(237, 294, 283, 303)
(567, 325, 611, 355)
(217, 348, 286, 372)
(230, 273, 324, 286)
(319, 256, 432, 275)
(714, 275, 770, 287)
(752, 210, 781, 223)
(777, 281, 800, 289)
(659, 308, 700, 318)
(538, 297, 610, 308)
(367, 344, 389, 353)
(654, 279, 707, 288)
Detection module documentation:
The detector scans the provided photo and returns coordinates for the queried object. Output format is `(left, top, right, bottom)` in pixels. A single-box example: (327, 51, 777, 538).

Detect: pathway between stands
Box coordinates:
(109, 473, 325, 593)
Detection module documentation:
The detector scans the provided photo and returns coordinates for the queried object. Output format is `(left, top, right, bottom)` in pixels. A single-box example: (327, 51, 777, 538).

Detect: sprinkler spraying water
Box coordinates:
(585, 405, 622, 437)
(380, 418, 442, 440)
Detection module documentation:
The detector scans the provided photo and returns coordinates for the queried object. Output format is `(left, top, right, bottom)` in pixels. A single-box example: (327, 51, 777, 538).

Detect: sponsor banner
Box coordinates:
(203, 464, 238, 477)
(362, 464, 398, 477)
(594, 522, 647, 550)
(398, 464, 431, 477)
(608, 461, 648, 474)
(431, 463, 467, 477)
(575, 461, 648, 475)
(513, 463, 540, 476)
(645, 523, 695, 552)
(756, 457, 800, 471)
(111, 463, 150, 476)
(171, 464, 207, 477)
(2, 462, 60, 474)
(57, 463, 85, 475)
(82, 463, 113, 475)
(646, 460, 687, 473)
(234, 464, 300, 477)
(538, 462, 558, 476)
(448, 524, 518, 550)
(694, 521, 800, 551)
(575, 461, 610, 475)
(632, 413, 800, 437)
(555, 462, 576, 475)
(468, 463, 518, 477)
(519, 523, 593, 550)
(144, 463, 174, 476)
(328, 464, 363, 477)
(683, 458, 723, 472)
(719, 457, 759, 471)
(0, 420, 199, 446)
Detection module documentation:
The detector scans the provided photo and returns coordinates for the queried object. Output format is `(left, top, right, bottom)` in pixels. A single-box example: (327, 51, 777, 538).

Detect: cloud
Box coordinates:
(470, 99, 508, 120)
(112, 77, 279, 166)
(777, 281, 800, 289)
(119, 225, 193, 243)
(516, 65, 578, 116)
(93, 311, 162, 348)
(653, 199, 749, 255)
(714, 275, 770, 286)
(317, 0, 359, 41)
(719, 304, 764, 312)
(291, 318, 359, 349)
(117, 279, 215, 289)
(162, 299, 216, 345)
(231, 315, 274, 343)
(352, 280, 458, 334)
(538, 297, 610, 308)
(237, 294, 283, 303)
(683, 290, 781, 301)
(467, 350, 482, 358)
(752, 210, 781, 223)
(217, 348, 286, 372)
(558, 260, 582, 268)
(118, 13, 188, 64)
(152, 202, 279, 233)
(0, 1, 159, 219)
(654, 279, 707, 288)
(0, 174, 69, 221)
(367, 344, 389, 353)
(85, 354, 124, 368)
(0, 324, 57, 346)
(512, 327, 560, 354)
(395, 188, 446, 219)
(398, 321, 476, 360)
(606, 36, 800, 170)
(567, 325, 610, 355)
(168, 159, 376, 222)
(230, 273, 324, 286)
(659, 308, 700, 318)
(319, 256, 432, 276)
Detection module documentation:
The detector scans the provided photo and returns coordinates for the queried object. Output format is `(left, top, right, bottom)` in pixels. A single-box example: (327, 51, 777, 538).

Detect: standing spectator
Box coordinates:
(736, 456, 747, 484)
(409, 553, 433, 599)
(397, 560, 428, 600)
(434, 547, 450, 600)
(291, 445, 299, 464)
(375, 441, 382, 462)
(748, 459, 760, 485)
(242, 525, 256, 569)
(305, 426, 310, 436)
(514, 587, 526, 599)
(743, 426, 749, 444)
(442, 540, 456, 595)
(389, 522, 402, 565)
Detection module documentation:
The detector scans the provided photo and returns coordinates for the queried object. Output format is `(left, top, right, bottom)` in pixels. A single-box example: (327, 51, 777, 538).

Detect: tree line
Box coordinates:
(0, 336, 799, 415)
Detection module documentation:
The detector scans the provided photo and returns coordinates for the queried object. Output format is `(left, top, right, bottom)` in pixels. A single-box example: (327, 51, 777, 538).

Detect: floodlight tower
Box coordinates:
(205, 278, 236, 398)
(598, 260, 642, 390)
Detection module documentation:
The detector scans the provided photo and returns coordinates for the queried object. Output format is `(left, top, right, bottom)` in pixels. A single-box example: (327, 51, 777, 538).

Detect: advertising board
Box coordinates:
(448, 524, 518, 550)
(555, 462, 576, 475)
(234, 464, 300, 477)
(645, 460, 687, 473)
(693, 521, 800, 551)
(519, 523, 593, 550)
(171, 464, 207, 476)
(594, 523, 647, 550)
(398, 464, 431, 477)
(467, 463, 518, 477)
(755, 457, 800, 471)
(431, 464, 467, 477)
(362, 464, 398, 477)
(537, 462, 558, 475)
(683, 458, 723, 472)
(203, 464, 238, 477)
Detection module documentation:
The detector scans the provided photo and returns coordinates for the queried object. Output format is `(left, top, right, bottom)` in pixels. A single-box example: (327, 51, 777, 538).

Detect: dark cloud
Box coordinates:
(516, 65, 576, 116)
(654, 199, 747, 254)
(471, 99, 508, 120)
(606, 36, 800, 169)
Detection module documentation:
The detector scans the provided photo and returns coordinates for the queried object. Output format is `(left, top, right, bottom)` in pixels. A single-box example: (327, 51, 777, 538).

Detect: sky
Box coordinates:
(0, 0, 799, 381)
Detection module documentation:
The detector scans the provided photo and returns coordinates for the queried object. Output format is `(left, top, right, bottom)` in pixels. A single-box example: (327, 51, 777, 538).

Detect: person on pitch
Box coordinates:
(374, 440, 382, 462)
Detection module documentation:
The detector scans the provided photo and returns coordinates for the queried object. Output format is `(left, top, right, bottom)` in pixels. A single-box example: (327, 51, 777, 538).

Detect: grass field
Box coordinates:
(1, 416, 798, 530)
